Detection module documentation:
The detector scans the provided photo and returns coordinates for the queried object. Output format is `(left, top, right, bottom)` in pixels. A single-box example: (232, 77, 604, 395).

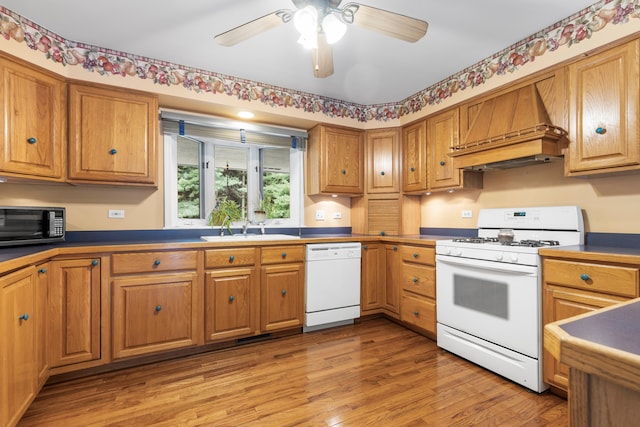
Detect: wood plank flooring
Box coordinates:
(19, 318, 568, 426)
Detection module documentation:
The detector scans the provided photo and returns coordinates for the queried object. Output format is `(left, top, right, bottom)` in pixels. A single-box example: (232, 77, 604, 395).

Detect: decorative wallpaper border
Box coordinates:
(0, 0, 636, 123)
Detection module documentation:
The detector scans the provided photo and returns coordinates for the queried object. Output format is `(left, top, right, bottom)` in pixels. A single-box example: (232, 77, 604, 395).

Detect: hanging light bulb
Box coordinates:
(293, 5, 318, 36)
(297, 33, 317, 49)
(322, 13, 347, 44)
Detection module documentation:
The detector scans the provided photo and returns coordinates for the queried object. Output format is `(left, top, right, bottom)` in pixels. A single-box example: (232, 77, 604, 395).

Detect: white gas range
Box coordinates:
(435, 206, 584, 392)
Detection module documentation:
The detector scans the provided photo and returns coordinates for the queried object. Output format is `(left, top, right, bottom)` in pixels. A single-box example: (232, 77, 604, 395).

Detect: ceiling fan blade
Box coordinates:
(312, 32, 334, 78)
(215, 10, 289, 46)
(345, 3, 428, 43)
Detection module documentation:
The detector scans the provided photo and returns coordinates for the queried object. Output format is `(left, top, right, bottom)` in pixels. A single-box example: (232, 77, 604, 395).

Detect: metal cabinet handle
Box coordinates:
(439, 160, 445, 166)
(413, 253, 418, 258)
(38, 267, 47, 274)
(393, 245, 397, 251)
(91, 260, 99, 266)
(155, 305, 162, 312)
(580, 273, 590, 281)
(363, 245, 368, 250)
(341, 169, 346, 175)
(281, 252, 287, 258)
(154, 259, 161, 266)
(229, 295, 235, 302)
(27, 137, 37, 144)
(595, 127, 606, 135)
(413, 277, 418, 283)
(410, 166, 415, 172)
(19, 313, 29, 321)
(380, 171, 385, 176)
(380, 231, 385, 236)
(413, 311, 419, 317)
(281, 289, 287, 296)
(229, 255, 235, 262)
(110, 148, 118, 155)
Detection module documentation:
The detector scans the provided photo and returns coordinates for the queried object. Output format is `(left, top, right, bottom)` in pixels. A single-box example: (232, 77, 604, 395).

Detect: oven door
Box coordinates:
(436, 254, 540, 358)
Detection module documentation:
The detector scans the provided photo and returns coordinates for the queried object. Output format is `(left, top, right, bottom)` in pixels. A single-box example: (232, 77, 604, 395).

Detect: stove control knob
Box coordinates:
(510, 254, 519, 262)
(495, 253, 503, 261)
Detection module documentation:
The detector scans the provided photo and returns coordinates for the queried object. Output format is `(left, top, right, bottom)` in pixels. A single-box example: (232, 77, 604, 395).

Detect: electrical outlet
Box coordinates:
(108, 209, 125, 219)
(332, 211, 342, 219)
(315, 210, 325, 221)
(461, 210, 473, 218)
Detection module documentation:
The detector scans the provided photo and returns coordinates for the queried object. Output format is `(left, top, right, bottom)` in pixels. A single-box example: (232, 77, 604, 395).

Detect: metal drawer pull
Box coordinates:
(580, 273, 590, 281)
(154, 259, 161, 266)
(413, 277, 418, 283)
(413, 311, 419, 317)
(229, 255, 235, 262)
(229, 295, 235, 302)
(110, 148, 117, 155)
(413, 253, 418, 258)
(91, 260, 99, 266)
(380, 171, 385, 175)
(38, 267, 47, 274)
(27, 137, 37, 144)
(595, 127, 606, 134)
(19, 313, 29, 321)
(281, 252, 287, 258)
(281, 289, 287, 296)
(439, 161, 445, 166)
(155, 305, 162, 312)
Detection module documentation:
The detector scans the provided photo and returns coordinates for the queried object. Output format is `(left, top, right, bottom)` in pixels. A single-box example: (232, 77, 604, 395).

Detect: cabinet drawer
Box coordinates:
(544, 259, 639, 297)
(261, 246, 305, 264)
(401, 263, 435, 298)
(401, 293, 436, 334)
(400, 245, 435, 266)
(205, 248, 257, 268)
(112, 251, 198, 274)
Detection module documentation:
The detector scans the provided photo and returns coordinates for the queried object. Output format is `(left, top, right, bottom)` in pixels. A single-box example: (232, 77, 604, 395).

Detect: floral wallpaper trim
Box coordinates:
(0, 0, 635, 123)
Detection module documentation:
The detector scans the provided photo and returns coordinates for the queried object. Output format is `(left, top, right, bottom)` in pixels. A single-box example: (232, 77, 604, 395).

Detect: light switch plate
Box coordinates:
(315, 210, 325, 220)
(461, 210, 473, 218)
(108, 209, 125, 219)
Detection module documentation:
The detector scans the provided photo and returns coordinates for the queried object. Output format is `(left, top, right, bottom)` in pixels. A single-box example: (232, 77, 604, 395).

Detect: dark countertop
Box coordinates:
(0, 233, 454, 275)
(559, 299, 640, 356)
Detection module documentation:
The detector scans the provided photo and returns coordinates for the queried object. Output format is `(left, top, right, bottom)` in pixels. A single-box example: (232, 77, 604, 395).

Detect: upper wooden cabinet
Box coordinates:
(365, 128, 400, 193)
(567, 39, 640, 176)
(0, 55, 66, 182)
(402, 120, 427, 193)
(307, 124, 364, 195)
(428, 109, 460, 190)
(67, 82, 158, 186)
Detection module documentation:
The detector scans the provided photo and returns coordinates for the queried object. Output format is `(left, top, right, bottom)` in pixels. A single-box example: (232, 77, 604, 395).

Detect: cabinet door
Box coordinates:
(0, 57, 66, 180)
(307, 125, 363, 195)
(383, 244, 401, 317)
(1, 267, 36, 427)
(35, 263, 49, 388)
(205, 268, 257, 342)
(568, 40, 640, 174)
(361, 243, 384, 314)
(402, 120, 427, 193)
(542, 284, 627, 391)
(68, 83, 158, 185)
(112, 273, 199, 359)
(366, 128, 400, 193)
(49, 258, 101, 368)
(428, 108, 461, 189)
(261, 263, 304, 331)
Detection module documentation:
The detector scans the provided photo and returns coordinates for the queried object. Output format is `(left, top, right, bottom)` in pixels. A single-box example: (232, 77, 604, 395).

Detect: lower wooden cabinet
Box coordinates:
(111, 273, 200, 359)
(542, 256, 639, 392)
(205, 268, 258, 341)
(361, 243, 384, 315)
(49, 257, 102, 369)
(1, 266, 37, 427)
(383, 244, 401, 317)
(399, 245, 437, 336)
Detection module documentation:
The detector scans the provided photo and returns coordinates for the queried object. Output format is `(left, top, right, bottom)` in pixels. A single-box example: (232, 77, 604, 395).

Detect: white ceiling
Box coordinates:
(2, 0, 597, 105)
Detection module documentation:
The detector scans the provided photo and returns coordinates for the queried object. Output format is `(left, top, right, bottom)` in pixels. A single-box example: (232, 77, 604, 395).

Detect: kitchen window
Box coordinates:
(162, 111, 307, 229)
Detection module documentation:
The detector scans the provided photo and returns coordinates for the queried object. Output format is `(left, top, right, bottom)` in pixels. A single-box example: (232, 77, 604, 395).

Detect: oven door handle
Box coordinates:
(436, 255, 538, 275)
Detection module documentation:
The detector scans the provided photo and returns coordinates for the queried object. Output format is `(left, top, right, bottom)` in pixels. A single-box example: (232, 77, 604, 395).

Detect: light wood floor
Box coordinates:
(20, 318, 568, 426)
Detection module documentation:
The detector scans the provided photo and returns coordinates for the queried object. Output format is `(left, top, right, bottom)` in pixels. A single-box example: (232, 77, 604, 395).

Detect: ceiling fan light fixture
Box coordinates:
(293, 5, 318, 36)
(322, 13, 347, 44)
(297, 33, 317, 49)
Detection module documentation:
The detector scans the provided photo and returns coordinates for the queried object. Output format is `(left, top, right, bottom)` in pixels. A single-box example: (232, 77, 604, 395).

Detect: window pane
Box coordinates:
(177, 137, 201, 219)
(215, 146, 248, 220)
(261, 148, 290, 219)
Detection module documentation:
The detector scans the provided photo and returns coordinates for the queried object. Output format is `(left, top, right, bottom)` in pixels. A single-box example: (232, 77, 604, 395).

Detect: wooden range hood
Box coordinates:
(449, 84, 568, 170)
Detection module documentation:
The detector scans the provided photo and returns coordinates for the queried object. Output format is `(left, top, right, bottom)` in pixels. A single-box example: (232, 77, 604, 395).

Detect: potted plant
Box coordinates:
(209, 198, 242, 234)
(254, 198, 269, 223)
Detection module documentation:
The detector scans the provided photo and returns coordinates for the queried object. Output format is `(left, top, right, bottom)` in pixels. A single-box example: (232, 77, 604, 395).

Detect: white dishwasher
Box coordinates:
(304, 242, 361, 332)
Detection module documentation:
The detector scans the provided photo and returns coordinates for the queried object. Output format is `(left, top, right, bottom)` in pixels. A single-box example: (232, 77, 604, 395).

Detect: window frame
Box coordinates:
(163, 132, 304, 230)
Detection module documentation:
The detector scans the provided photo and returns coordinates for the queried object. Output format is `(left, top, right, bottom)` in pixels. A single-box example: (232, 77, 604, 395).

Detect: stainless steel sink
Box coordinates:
(201, 234, 300, 242)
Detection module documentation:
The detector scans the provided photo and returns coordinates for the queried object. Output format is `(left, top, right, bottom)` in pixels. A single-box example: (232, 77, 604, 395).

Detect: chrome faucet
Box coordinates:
(242, 221, 249, 235)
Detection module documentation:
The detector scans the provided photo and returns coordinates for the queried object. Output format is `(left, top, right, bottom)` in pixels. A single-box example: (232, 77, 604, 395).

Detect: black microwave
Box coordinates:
(0, 206, 65, 247)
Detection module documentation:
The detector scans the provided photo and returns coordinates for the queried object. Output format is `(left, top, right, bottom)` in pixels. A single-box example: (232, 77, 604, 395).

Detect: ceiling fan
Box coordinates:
(214, 0, 428, 78)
